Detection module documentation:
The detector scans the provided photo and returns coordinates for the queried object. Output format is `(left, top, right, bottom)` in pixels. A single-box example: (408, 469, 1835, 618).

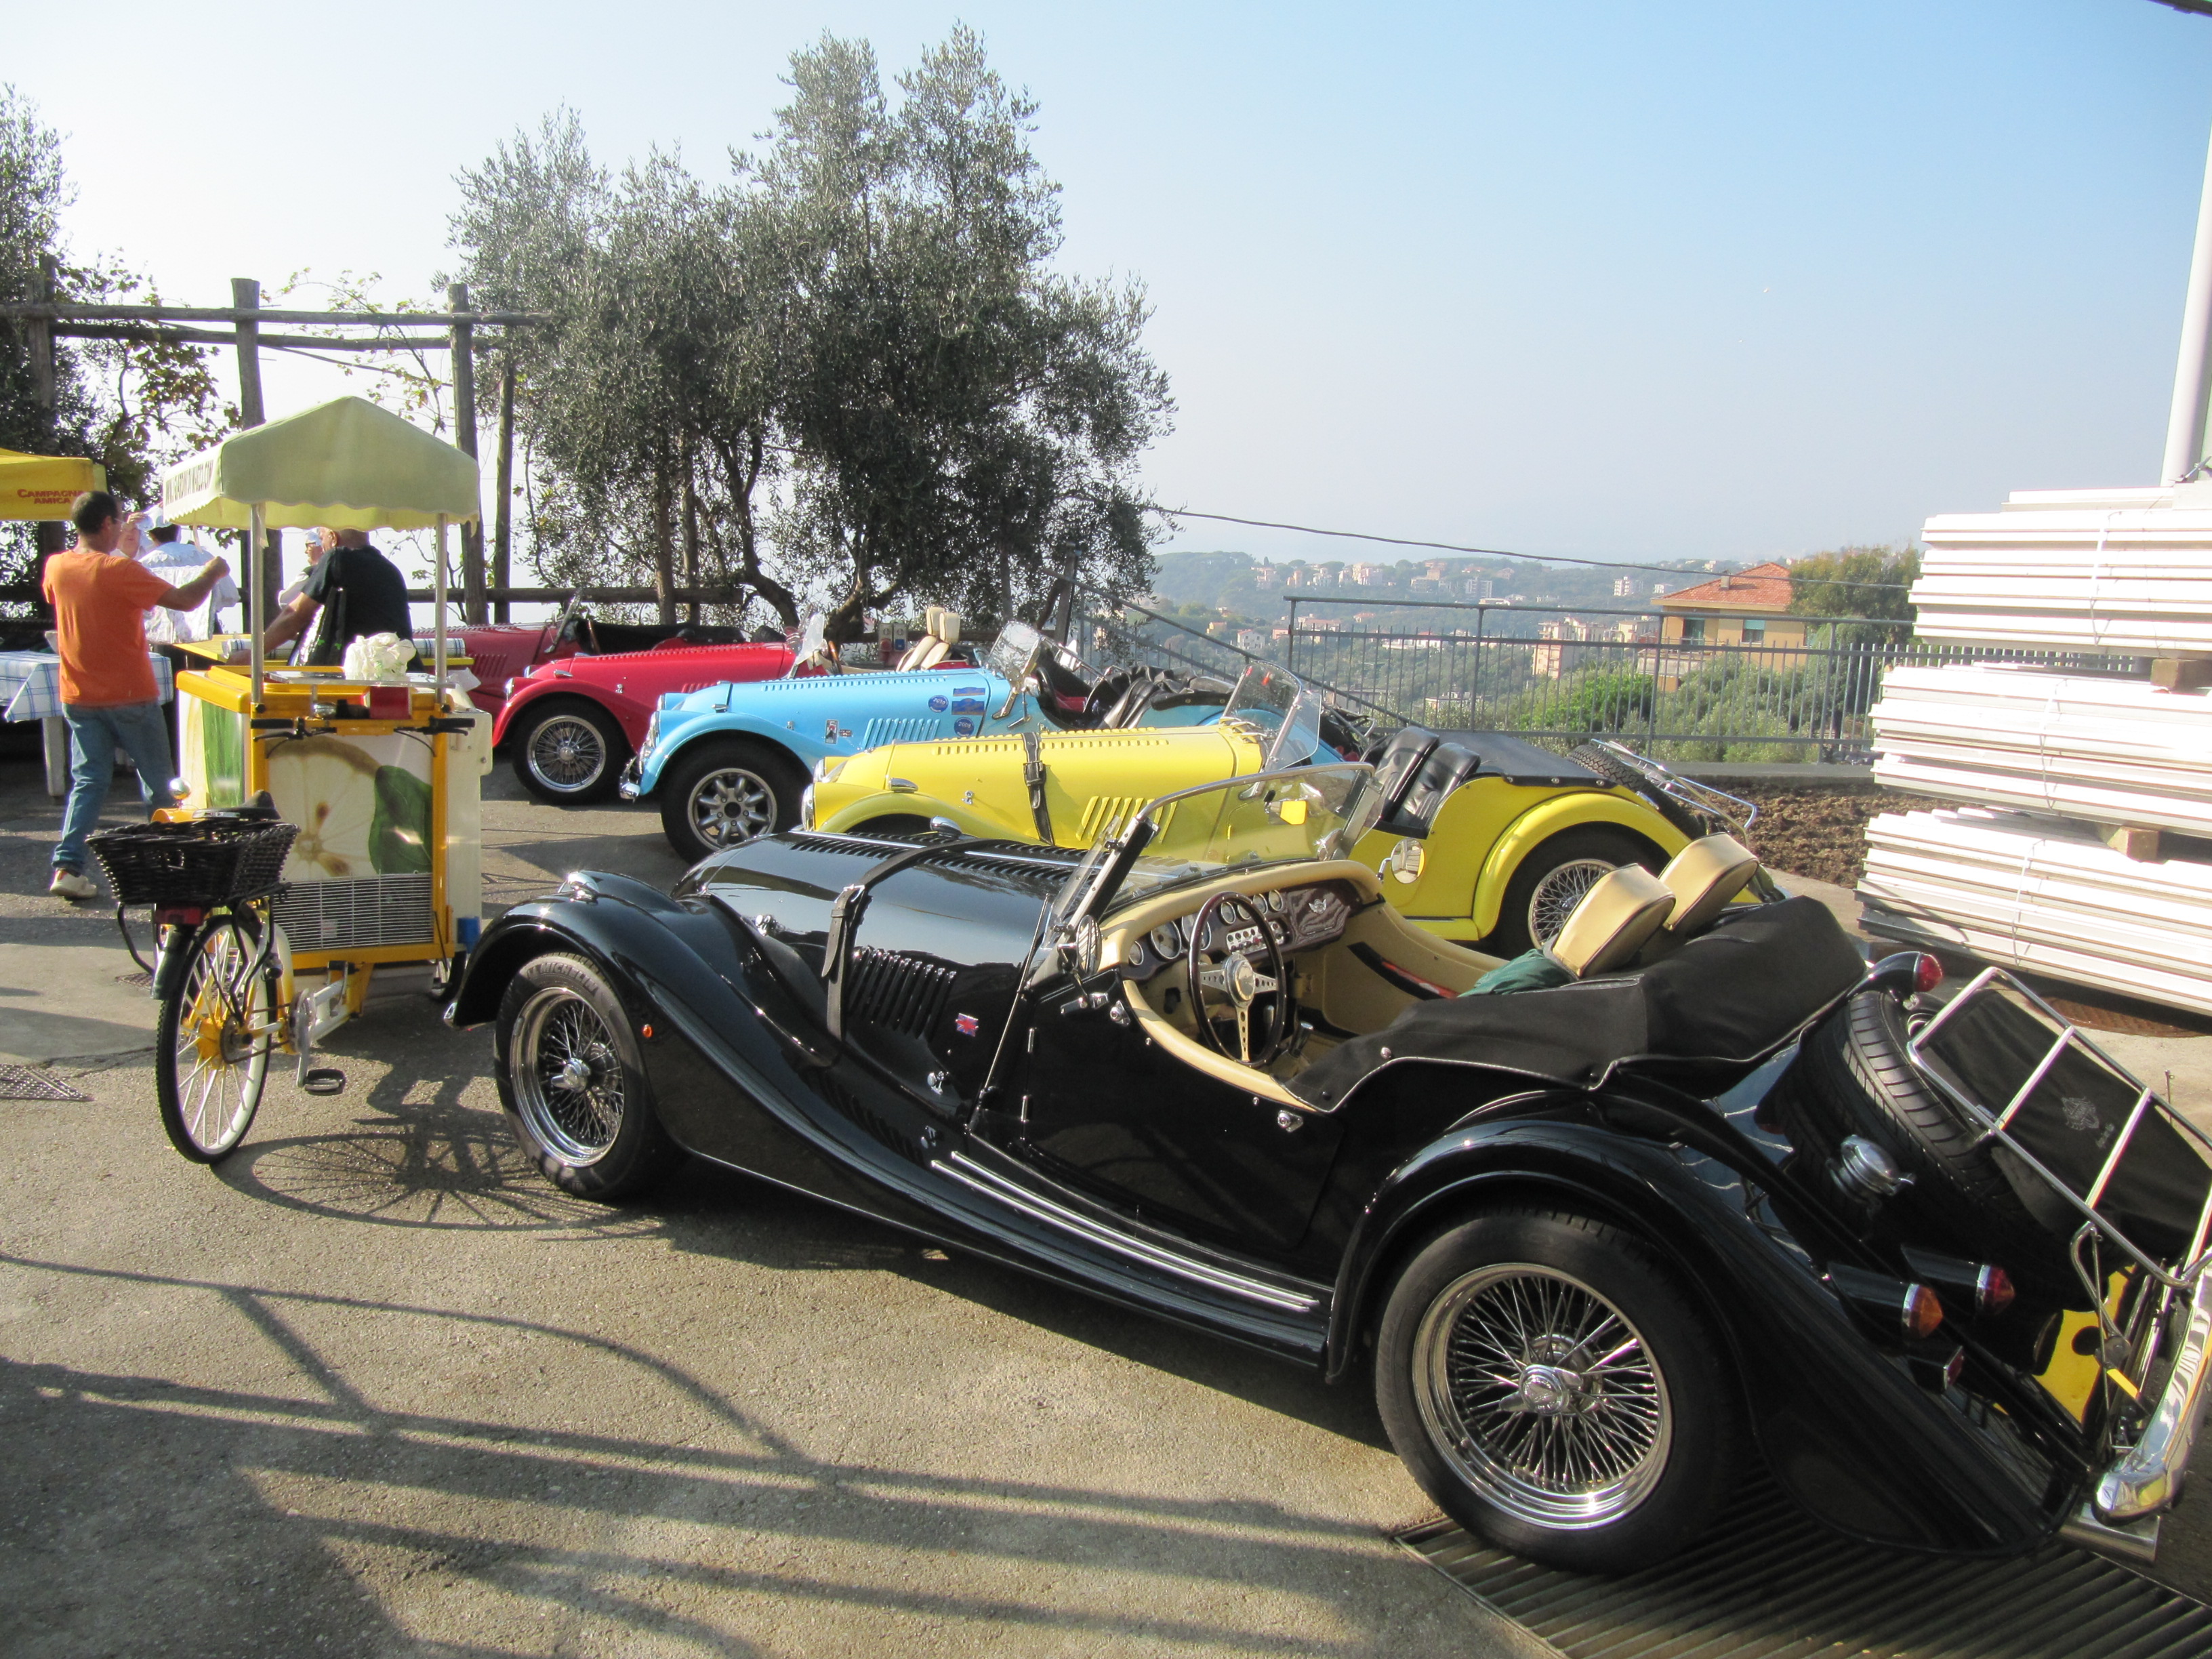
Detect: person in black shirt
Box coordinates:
(262, 528, 417, 666)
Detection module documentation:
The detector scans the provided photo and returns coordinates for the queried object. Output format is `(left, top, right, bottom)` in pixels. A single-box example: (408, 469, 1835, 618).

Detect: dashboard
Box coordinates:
(1118, 880, 1361, 979)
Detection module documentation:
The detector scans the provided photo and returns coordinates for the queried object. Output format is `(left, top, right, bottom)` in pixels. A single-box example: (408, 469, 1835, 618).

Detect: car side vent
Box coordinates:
(1077, 796, 1147, 842)
(843, 947, 958, 1037)
(861, 717, 941, 747)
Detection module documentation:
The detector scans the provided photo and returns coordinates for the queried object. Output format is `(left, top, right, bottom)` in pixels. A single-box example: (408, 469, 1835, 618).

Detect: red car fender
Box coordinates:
(491, 672, 652, 749)
(490, 644, 796, 748)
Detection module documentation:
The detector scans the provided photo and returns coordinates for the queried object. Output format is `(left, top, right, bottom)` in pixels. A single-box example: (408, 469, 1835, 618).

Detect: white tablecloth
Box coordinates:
(0, 651, 176, 723)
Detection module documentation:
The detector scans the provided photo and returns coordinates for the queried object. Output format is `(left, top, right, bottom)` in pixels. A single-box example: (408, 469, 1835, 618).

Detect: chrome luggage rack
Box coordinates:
(1569, 739, 1759, 838)
(1905, 965, 2212, 1535)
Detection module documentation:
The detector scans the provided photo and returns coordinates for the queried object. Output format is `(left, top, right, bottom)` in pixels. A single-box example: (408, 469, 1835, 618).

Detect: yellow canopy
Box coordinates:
(159, 395, 479, 531)
(0, 449, 105, 520)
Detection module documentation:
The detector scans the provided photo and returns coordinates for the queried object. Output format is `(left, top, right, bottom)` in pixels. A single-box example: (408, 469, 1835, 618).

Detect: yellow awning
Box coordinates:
(159, 395, 479, 531)
(0, 449, 105, 520)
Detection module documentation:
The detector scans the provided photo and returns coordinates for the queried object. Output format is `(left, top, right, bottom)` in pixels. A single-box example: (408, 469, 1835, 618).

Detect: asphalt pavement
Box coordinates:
(3, 755, 2211, 1656)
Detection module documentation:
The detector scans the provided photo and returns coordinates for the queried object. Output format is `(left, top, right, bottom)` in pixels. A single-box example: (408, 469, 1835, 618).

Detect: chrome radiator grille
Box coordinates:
(273, 875, 436, 951)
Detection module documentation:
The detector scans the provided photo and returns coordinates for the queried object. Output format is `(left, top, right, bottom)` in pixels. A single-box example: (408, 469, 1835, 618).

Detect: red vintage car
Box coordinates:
(457, 605, 796, 802)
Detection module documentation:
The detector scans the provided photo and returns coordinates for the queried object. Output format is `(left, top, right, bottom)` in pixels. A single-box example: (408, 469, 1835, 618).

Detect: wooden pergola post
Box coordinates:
(449, 282, 485, 624)
(230, 278, 279, 623)
(492, 354, 516, 624)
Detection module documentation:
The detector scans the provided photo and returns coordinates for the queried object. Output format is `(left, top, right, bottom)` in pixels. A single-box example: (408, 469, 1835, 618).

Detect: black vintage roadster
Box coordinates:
(447, 762, 2212, 1574)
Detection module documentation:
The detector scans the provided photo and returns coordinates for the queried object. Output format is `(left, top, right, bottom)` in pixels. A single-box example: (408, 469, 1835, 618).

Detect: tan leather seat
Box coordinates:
(1547, 865, 1675, 978)
(897, 608, 944, 672)
(1658, 834, 1759, 939)
(913, 611, 961, 671)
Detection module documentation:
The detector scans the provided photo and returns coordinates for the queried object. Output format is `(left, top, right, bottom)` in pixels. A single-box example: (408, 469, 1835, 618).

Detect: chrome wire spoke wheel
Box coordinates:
(527, 714, 609, 793)
(1412, 1263, 1671, 1530)
(512, 986, 626, 1165)
(1529, 858, 1620, 948)
(689, 766, 775, 849)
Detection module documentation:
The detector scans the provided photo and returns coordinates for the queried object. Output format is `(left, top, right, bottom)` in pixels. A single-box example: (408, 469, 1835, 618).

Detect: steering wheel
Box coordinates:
(1187, 892, 1293, 1068)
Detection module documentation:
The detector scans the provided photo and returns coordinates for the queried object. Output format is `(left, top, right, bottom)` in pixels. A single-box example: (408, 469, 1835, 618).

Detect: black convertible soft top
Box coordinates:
(1290, 897, 1867, 1107)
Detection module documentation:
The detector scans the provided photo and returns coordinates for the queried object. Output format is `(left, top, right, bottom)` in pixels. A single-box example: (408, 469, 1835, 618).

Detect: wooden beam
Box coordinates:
(52, 322, 497, 352)
(449, 283, 486, 625)
(0, 302, 537, 327)
(492, 355, 516, 624)
(405, 586, 757, 605)
(29, 256, 62, 580)
(231, 279, 280, 624)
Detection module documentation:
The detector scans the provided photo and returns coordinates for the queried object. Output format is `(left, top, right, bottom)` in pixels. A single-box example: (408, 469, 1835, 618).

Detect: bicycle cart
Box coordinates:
(113, 396, 491, 1162)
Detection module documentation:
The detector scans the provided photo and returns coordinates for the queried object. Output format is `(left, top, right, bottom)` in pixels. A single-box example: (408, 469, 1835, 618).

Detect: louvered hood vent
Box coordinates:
(843, 948, 957, 1037)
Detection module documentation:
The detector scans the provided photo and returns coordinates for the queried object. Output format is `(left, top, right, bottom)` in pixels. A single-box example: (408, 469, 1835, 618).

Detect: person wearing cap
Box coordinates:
(131, 514, 239, 644)
(43, 490, 231, 900)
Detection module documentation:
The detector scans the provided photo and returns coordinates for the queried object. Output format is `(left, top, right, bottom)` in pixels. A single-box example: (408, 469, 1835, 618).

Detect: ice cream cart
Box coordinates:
(110, 397, 489, 1159)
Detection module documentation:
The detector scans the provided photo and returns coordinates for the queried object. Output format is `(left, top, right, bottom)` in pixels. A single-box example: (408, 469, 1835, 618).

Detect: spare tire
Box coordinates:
(1786, 988, 2083, 1304)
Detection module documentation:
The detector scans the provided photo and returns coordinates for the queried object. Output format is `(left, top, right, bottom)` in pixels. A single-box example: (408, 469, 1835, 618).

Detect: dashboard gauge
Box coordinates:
(1266, 888, 1288, 913)
(1150, 922, 1183, 958)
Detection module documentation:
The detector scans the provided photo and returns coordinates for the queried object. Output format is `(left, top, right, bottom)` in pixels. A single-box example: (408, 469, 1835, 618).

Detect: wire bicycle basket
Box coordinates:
(87, 819, 299, 909)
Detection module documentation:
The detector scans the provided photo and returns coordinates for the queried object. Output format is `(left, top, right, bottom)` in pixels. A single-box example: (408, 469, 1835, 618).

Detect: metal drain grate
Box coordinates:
(0, 1065, 89, 1101)
(1397, 1488, 2212, 1659)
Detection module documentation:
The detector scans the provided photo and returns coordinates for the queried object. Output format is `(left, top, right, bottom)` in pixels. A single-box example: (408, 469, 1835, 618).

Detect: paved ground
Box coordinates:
(0, 761, 1479, 1657)
(3, 757, 2211, 1656)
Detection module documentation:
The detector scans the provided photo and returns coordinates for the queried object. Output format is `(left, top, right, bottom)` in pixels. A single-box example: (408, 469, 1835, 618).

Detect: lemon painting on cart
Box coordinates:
(266, 737, 433, 879)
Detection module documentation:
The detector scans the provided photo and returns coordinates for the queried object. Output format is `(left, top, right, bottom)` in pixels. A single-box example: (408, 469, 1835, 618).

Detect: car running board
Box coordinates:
(935, 1151, 1326, 1315)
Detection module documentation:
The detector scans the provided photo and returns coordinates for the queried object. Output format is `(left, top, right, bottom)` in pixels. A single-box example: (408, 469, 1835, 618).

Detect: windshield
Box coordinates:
(1052, 763, 1380, 926)
(1223, 663, 1325, 767)
(985, 619, 1043, 684)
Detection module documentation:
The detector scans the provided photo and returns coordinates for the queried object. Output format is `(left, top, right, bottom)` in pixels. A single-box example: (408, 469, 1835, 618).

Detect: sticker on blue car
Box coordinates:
(953, 716, 979, 736)
(928, 695, 949, 712)
(950, 697, 985, 714)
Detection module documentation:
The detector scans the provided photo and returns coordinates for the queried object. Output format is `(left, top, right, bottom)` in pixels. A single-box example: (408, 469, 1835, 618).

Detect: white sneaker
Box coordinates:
(48, 869, 96, 901)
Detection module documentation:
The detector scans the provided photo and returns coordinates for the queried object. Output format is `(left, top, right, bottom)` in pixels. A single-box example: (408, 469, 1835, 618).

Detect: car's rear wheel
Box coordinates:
(512, 699, 629, 804)
(1483, 827, 1660, 957)
(658, 738, 804, 863)
(494, 952, 676, 1200)
(1376, 1208, 1734, 1574)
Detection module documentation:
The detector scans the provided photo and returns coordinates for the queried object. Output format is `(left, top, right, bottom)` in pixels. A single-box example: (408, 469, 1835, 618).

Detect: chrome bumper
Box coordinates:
(618, 757, 644, 802)
(2094, 1268, 2212, 1523)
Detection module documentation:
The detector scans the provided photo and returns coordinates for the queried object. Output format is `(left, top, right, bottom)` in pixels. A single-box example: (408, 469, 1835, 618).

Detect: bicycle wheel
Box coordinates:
(155, 912, 281, 1163)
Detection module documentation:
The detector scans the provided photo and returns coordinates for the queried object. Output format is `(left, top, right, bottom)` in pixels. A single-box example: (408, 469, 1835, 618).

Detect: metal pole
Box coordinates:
(1286, 597, 1298, 674)
(434, 514, 449, 697)
(449, 283, 485, 623)
(2166, 121, 2212, 483)
(231, 279, 278, 623)
(248, 502, 267, 710)
(492, 354, 515, 624)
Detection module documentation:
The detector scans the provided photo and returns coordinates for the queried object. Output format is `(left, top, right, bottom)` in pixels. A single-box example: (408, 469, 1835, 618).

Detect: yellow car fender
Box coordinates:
(1467, 791, 1687, 939)
(819, 791, 1008, 840)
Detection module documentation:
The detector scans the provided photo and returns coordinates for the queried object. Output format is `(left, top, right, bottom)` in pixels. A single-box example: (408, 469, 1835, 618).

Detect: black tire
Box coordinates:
(155, 912, 281, 1164)
(511, 698, 630, 804)
(1481, 825, 1661, 957)
(657, 738, 804, 864)
(493, 952, 677, 1201)
(1376, 1208, 1736, 1574)
(1787, 989, 2076, 1298)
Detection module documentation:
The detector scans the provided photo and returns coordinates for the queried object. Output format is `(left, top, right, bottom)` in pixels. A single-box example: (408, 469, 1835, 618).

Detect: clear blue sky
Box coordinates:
(14, 0, 2212, 569)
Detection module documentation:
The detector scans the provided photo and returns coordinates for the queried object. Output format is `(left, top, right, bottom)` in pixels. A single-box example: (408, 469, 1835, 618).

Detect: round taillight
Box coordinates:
(1977, 1265, 2015, 1317)
(1903, 1284, 1946, 1341)
(1914, 954, 1944, 994)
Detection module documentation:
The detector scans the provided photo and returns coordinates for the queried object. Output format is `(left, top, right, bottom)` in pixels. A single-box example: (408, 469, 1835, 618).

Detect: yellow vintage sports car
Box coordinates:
(809, 665, 1744, 954)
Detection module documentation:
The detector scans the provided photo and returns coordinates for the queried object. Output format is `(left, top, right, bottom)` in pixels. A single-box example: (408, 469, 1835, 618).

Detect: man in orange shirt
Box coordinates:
(43, 491, 231, 899)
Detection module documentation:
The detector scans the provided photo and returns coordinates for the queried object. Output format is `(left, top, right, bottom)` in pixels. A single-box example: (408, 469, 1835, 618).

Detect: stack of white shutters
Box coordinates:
(1858, 489, 2212, 1015)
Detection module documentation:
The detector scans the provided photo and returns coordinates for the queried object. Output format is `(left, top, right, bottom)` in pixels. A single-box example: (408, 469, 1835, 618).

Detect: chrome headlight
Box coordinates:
(813, 755, 848, 785)
(641, 711, 662, 755)
(800, 784, 815, 825)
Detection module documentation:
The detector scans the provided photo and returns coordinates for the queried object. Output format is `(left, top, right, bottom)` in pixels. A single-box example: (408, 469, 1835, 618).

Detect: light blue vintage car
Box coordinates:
(621, 614, 1225, 861)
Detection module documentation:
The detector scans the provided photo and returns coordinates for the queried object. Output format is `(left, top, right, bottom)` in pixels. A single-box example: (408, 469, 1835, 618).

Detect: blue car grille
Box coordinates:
(843, 948, 958, 1038)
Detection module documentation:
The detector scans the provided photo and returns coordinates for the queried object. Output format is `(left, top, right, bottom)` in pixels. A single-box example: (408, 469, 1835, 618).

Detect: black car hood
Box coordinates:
(675, 830, 1084, 961)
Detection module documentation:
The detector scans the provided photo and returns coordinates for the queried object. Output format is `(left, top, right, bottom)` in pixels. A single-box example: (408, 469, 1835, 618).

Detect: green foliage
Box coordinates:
(452, 28, 1171, 634)
(1788, 546, 1919, 644)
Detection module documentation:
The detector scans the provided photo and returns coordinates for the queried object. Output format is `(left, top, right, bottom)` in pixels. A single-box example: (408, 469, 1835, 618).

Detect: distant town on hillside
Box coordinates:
(1143, 549, 1746, 642)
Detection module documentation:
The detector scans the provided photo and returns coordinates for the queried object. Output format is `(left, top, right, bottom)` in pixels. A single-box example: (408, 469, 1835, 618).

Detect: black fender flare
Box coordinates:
(1330, 1115, 2066, 1555)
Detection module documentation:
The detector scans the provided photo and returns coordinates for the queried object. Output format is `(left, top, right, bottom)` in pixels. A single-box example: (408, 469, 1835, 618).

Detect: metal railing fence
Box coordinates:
(1087, 594, 2126, 764)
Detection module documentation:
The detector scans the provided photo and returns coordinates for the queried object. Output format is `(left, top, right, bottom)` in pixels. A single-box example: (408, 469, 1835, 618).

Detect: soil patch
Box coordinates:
(1726, 783, 1923, 889)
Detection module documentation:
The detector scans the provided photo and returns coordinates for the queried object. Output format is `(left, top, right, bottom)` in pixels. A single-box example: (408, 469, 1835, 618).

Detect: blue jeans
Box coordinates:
(54, 701, 176, 874)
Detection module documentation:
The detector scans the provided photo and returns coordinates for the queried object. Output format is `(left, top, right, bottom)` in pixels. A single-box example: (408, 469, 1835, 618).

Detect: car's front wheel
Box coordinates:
(657, 738, 804, 863)
(511, 699, 630, 804)
(1376, 1208, 1734, 1574)
(494, 952, 676, 1200)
